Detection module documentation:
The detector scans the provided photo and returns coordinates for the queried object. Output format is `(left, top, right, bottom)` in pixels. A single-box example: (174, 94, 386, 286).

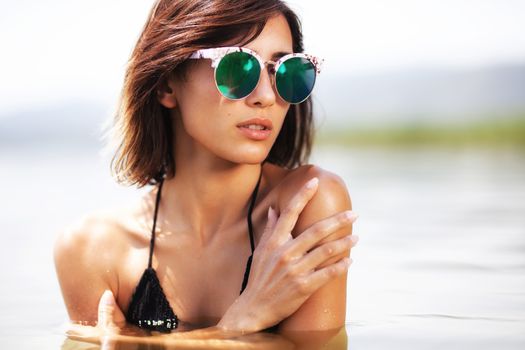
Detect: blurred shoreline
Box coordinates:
(317, 114, 525, 149)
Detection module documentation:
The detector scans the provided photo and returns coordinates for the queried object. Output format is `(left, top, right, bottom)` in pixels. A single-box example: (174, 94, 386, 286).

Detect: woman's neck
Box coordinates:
(158, 161, 263, 246)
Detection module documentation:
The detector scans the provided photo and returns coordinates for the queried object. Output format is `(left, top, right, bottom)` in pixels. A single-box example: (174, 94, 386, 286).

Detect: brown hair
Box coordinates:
(105, 0, 315, 187)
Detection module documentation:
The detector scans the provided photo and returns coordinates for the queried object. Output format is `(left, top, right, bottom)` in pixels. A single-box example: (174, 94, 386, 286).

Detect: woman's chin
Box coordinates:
(227, 149, 270, 165)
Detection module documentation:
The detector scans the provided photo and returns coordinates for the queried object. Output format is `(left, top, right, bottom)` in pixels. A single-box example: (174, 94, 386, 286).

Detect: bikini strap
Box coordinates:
(240, 166, 264, 294)
(247, 166, 263, 253)
(148, 176, 165, 269)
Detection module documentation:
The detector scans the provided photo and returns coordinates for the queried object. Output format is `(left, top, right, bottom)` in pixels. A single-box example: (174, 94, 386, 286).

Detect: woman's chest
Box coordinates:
(117, 226, 258, 327)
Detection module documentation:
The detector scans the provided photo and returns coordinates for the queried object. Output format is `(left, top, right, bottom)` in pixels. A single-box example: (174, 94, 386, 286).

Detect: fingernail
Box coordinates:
(102, 290, 114, 305)
(345, 211, 358, 221)
(351, 235, 359, 244)
(305, 177, 319, 189)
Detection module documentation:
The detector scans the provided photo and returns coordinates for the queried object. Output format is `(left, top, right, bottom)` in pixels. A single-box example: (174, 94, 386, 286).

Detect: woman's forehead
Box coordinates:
(243, 14, 293, 59)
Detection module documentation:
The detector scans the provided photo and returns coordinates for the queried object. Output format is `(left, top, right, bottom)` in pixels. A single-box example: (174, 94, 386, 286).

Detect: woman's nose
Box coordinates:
(245, 67, 277, 108)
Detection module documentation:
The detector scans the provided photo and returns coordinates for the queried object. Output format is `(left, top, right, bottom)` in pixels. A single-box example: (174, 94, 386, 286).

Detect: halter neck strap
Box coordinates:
(148, 175, 165, 269)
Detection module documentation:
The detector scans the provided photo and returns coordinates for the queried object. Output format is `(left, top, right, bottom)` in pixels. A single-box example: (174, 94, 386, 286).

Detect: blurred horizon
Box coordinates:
(1, 0, 525, 128)
(1, 61, 524, 149)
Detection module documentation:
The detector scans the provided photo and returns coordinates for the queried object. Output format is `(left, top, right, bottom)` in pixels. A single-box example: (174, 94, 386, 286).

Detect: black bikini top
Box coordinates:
(125, 167, 264, 333)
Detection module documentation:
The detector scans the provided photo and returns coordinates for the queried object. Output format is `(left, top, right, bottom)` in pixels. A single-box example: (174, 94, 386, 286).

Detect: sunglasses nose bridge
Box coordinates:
(264, 60, 277, 74)
(261, 60, 278, 90)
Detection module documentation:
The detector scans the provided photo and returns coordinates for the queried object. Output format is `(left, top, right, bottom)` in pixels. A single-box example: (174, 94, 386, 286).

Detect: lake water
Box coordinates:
(0, 145, 524, 349)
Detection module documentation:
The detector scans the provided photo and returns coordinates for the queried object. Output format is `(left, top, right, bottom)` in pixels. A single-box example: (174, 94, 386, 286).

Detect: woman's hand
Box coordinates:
(217, 177, 358, 333)
(64, 290, 133, 349)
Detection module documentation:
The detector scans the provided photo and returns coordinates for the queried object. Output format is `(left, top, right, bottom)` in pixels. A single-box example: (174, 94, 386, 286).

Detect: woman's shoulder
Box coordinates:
(53, 204, 148, 268)
(54, 211, 122, 267)
(269, 163, 352, 237)
(270, 163, 351, 210)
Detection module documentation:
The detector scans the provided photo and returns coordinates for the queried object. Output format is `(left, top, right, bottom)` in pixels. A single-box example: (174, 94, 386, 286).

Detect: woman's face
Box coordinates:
(166, 14, 293, 165)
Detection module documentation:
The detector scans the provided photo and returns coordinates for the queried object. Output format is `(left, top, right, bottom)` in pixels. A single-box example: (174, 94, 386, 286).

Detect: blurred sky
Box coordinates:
(1, 0, 524, 115)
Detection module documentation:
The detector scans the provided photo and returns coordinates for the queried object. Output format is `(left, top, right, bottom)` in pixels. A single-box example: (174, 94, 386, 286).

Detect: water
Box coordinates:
(0, 145, 524, 349)
(312, 146, 525, 349)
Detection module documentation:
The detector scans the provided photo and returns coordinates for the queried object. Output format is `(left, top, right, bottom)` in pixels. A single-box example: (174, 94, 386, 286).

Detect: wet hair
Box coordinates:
(105, 0, 315, 187)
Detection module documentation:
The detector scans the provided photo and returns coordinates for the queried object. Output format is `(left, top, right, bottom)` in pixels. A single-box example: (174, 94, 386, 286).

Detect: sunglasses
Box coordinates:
(188, 47, 323, 104)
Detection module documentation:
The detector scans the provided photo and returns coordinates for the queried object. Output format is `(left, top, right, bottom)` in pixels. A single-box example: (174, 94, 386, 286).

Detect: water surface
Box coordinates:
(0, 145, 523, 349)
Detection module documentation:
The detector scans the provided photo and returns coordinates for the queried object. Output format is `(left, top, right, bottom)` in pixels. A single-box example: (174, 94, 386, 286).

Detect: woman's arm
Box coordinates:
(64, 289, 295, 349)
(54, 216, 124, 326)
(275, 166, 355, 340)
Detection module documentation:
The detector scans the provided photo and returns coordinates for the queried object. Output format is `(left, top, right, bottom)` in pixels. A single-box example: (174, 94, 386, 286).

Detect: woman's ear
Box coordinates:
(156, 78, 177, 109)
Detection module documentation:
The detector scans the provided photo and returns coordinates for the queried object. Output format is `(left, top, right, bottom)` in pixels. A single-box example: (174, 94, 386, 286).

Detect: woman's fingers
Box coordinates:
(301, 258, 353, 295)
(97, 290, 126, 330)
(295, 234, 358, 272)
(290, 211, 358, 256)
(263, 206, 279, 235)
(98, 290, 116, 329)
(269, 177, 319, 245)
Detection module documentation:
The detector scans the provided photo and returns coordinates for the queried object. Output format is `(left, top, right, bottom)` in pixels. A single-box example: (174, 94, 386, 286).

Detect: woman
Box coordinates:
(54, 0, 358, 347)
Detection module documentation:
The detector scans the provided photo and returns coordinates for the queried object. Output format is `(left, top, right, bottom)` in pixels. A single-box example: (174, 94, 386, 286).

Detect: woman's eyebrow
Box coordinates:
(271, 51, 292, 60)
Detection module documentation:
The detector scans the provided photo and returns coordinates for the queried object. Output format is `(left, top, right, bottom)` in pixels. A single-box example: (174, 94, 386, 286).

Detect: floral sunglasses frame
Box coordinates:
(188, 46, 324, 104)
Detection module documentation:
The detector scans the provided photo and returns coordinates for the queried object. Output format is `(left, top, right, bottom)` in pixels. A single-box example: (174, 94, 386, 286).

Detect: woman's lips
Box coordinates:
(237, 125, 272, 140)
(236, 117, 273, 130)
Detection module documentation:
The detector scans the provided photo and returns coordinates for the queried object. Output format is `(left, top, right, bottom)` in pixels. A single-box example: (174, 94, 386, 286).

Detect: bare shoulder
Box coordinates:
(276, 164, 352, 234)
(53, 210, 129, 323)
(54, 210, 130, 267)
(56, 211, 113, 246)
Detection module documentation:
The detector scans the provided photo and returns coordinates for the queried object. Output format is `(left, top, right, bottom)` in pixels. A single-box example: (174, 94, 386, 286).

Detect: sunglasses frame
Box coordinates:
(188, 46, 323, 104)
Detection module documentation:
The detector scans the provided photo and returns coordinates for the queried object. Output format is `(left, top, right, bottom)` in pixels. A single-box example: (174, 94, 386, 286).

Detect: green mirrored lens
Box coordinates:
(215, 52, 260, 99)
(276, 57, 316, 104)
